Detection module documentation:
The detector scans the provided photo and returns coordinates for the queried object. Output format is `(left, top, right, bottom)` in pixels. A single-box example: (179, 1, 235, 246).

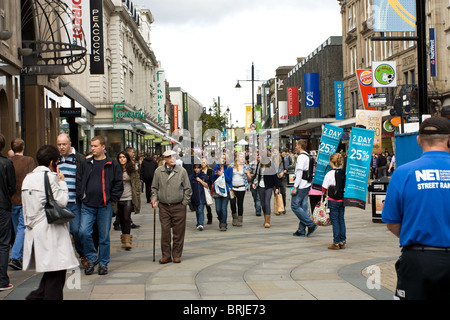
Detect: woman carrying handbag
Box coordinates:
(22, 145, 78, 300)
(201, 158, 214, 224)
(212, 154, 233, 231)
(252, 159, 279, 228)
(321, 153, 346, 250)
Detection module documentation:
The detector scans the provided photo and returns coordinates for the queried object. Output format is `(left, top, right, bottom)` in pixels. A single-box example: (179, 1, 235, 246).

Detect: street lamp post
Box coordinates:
(235, 62, 257, 123)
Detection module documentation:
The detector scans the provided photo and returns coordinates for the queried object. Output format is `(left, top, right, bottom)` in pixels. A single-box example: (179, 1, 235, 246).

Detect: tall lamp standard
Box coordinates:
(235, 62, 257, 123)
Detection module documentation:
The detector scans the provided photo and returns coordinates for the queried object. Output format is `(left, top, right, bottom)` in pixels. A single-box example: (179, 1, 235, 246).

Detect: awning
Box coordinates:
(279, 118, 338, 135)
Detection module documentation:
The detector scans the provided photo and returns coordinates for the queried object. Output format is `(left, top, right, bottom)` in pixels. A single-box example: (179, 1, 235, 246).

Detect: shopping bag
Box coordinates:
(273, 193, 284, 215)
(312, 192, 331, 226)
(204, 186, 214, 206)
(213, 174, 227, 197)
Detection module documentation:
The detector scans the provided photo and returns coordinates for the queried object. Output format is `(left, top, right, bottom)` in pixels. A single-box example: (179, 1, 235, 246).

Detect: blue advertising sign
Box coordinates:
(304, 73, 320, 107)
(312, 123, 343, 190)
(430, 28, 437, 77)
(373, 0, 416, 32)
(344, 127, 375, 209)
(334, 81, 344, 120)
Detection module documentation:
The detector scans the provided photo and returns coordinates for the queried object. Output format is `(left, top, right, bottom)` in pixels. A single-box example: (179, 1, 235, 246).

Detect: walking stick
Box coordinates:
(153, 205, 156, 262)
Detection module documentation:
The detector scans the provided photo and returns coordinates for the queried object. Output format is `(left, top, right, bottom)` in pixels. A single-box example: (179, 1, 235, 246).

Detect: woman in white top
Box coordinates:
(230, 152, 251, 226)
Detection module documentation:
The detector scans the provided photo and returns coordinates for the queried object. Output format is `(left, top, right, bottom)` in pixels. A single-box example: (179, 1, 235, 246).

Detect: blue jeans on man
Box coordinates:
(195, 204, 205, 227)
(79, 202, 112, 267)
(10, 205, 25, 261)
(291, 186, 316, 236)
(67, 202, 83, 257)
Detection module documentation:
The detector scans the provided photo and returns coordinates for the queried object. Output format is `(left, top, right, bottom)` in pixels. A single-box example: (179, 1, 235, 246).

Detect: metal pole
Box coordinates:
(153, 206, 156, 262)
(251, 62, 255, 123)
(416, 0, 427, 123)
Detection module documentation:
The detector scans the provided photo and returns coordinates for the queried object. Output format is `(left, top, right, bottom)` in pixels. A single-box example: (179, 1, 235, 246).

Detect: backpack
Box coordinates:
(328, 169, 346, 200)
(301, 152, 315, 183)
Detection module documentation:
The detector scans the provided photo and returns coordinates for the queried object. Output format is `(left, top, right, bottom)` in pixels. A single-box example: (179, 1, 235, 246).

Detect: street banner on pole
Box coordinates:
(304, 73, 320, 107)
(344, 127, 375, 209)
(334, 81, 345, 120)
(312, 123, 343, 190)
(429, 28, 437, 77)
(287, 87, 299, 115)
(254, 105, 262, 133)
(373, 0, 416, 32)
(278, 101, 288, 124)
(245, 105, 253, 133)
(356, 69, 376, 111)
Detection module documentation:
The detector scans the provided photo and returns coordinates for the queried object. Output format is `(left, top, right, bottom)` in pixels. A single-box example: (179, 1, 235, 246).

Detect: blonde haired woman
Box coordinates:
(230, 152, 251, 226)
(321, 153, 346, 250)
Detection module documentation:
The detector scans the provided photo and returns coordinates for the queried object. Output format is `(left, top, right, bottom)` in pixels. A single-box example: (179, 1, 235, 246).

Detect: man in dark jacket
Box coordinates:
(78, 136, 123, 276)
(0, 134, 16, 291)
(140, 152, 157, 203)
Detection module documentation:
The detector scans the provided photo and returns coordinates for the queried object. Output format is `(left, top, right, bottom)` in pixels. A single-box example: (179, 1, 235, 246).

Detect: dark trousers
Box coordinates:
(26, 270, 67, 300)
(158, 203, 186, 259)
(230, 190, 246, 216)
(144, 179, 153, 203)
(395, 248, 450, 300)
(0, 208, 11, 288)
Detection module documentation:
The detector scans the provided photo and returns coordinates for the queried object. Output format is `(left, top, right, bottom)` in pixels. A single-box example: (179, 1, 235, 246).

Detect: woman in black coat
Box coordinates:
(252, 161, 279, 228)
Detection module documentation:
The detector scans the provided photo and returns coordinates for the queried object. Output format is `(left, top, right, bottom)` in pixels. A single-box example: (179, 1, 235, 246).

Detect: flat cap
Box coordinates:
(162, 150, 177, 157)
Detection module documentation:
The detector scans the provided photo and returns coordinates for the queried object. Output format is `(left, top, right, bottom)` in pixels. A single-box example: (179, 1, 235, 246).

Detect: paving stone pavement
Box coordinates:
(1, 191, 400, 301)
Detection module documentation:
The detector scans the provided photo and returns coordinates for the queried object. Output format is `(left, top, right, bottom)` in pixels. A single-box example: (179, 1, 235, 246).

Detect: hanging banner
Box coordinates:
(278, 101, 288, 124)
(334, 81, 344, 120)
(311, 123, 344, 190)
(356, 69, 376, 111)
(173, 104, 179, 132)
(254, 105, 262, 133)
(89, 0, 104, 74)
(344, 127, 375, 209)
(245, 105, 253, 133)
(356, 110, 383, 154)
(182, 92, 189, 130)
(373, 0, 416, 32)
(372, 61, 397, 88)
(287, 87, 299, 115)
(429, 28, 437, 77)
(304, 73, 320, 107)
(156, 68, 165, 123)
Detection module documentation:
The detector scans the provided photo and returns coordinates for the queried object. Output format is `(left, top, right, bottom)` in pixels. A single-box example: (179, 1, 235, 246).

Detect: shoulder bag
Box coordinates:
(44, 172, 75, 224)
(312, 190, 331, 226)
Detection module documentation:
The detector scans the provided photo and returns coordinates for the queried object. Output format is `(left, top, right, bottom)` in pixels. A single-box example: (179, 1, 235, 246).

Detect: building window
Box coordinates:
(348, 4, 356, 31)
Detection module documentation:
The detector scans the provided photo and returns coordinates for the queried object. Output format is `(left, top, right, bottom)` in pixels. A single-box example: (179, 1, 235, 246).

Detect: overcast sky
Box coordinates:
(133, 0, 343, 127)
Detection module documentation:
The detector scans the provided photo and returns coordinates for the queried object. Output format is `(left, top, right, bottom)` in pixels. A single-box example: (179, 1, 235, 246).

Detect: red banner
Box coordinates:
(173, 104, 178, 131)
(287, 87, 299, 115)
(356, 70, 376, 110)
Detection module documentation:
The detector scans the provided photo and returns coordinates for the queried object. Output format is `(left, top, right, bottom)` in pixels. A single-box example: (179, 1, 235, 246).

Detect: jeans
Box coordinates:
(195, 204, 205, 226)
(258, 188, 273, 216)
(10, 205, 25, 260)
(67, 202, 83, 257)
(250, 186, 261, 214)
(214, 195, 229, 223)
(291, 186, 314, 234)
(79, 202, 113, 267)
(328, 200, 346, 245)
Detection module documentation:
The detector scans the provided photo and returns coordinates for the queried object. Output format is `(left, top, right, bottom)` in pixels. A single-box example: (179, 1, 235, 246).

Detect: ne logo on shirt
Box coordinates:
(415, 169, 450, 190)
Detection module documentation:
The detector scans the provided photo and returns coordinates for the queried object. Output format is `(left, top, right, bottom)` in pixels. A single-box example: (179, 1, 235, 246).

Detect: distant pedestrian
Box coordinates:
(189, 164, 209, 231)
(377, 152, 387, 179)
(249, 152, 261, 216)
(78, 136, 124, 276)
(200, 158, 213, 224)
(140, 152, 158, 203)
(273, 148, 288, 214)
(212, 154, 233, 231)
(291, 140, 317, 237)
(382, 117, 450, 300)
(0, 134, 16, 292)
(252, 160, 279, 228)
(321, 153, 346, 250)
(230, 152, 251, 226)
(151, 150, 192, 264)
(8, 138, 35, 271)
(56, 133, 86, 267)
(22, 145, 78, 300)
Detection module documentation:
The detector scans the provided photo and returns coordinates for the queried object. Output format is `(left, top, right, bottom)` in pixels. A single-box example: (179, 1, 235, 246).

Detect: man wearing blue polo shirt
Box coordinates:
(382, 116, 450, 300)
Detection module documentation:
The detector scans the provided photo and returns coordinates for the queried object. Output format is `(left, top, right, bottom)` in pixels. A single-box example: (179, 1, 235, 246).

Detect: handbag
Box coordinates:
(204, 186, 214, 206)
(44, 172, 75, 224)
(273, 193, 285, 215)
(312, 190, 331, 226)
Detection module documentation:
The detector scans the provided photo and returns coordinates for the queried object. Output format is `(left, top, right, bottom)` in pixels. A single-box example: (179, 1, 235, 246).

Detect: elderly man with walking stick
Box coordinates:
(151, 150, 192, 264)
